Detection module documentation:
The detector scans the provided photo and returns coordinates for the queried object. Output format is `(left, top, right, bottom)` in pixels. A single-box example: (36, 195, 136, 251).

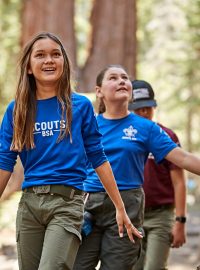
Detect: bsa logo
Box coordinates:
(122, 125, 137, 141)
(33, 120, 66, 137)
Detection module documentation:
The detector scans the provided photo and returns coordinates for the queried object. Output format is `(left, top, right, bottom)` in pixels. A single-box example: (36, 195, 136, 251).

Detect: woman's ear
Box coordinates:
(27, 65, 33, 74)
(96, 86, 103, 98)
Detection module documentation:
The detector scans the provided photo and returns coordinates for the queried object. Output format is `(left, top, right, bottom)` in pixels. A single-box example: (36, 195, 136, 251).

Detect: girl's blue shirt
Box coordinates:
(0, 93, 107, 190)
(84, 113, 177, 192)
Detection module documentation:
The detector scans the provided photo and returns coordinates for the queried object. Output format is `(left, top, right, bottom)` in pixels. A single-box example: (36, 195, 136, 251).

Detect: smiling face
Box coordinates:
(96, 67, 132, 104)
(28, 37, 64, 93)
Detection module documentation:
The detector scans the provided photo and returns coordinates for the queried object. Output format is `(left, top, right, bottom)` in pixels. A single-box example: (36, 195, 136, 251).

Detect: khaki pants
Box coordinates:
(16, 190, 84, 270)
(133, 207, 174, 270)
(74, 188, 144, 270)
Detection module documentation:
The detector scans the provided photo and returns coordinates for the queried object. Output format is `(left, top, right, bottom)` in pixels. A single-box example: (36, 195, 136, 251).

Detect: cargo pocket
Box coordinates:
(58, 194, 84, 241)
(60, 227, 81, 270)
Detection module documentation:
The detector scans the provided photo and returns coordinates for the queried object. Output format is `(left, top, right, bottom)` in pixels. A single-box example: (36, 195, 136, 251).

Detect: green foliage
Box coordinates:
(75, 0, 93, 67)
(0, 0, 21, 120)
(137, 0, 200, 151)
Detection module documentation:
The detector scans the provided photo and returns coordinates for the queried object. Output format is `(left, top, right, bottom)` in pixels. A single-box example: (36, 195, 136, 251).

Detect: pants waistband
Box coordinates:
(24, 185, 84, 199)
(145, 204, 174, 212)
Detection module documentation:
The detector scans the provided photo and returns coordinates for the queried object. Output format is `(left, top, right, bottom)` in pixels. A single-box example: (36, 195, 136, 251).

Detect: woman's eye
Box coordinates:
(53, 52, 62, 57)
(110, 76, 116, 80)
(35, 53, 44, 58)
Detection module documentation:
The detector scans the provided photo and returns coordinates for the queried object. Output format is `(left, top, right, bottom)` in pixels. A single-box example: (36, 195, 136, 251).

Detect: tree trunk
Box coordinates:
(21, 0, 77, 68)
(78, 0, 137, 92)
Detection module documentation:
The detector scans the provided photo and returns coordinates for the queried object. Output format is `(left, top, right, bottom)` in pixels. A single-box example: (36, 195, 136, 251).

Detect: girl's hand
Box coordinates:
(116, 208, 143, 242)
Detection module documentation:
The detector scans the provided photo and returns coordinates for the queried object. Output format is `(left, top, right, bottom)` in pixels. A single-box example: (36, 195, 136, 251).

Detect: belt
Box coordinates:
(145, 204, 174, 213)
(24, 185, 84, 199)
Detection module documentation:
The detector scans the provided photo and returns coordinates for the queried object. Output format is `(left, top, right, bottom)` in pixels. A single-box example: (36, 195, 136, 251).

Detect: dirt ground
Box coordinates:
(0, 193, 200, 270)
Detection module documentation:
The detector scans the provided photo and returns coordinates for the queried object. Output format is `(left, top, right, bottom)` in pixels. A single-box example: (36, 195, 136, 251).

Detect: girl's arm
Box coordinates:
(166, 147, 200, 175)
(95, 161, 143, 242)
(170, 168, 186, 248)
(0, 169, 12, 198)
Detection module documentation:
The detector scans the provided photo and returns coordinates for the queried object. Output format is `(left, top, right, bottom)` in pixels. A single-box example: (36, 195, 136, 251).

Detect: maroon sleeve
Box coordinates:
(158, 123, 181, 171)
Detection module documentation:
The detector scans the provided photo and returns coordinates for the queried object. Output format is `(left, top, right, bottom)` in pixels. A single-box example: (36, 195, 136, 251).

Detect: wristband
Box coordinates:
(175, 216, 186, 223)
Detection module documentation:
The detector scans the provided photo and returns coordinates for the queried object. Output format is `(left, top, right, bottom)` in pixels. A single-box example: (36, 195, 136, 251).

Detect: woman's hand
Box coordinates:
(116, 207, 143, 242)
(171, 222, 186, 248)
(95, 162, 143, 242)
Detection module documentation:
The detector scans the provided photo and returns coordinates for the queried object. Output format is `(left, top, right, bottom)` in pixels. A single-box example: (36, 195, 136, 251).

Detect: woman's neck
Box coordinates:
(103, 105, 130, 119)
(36, 84, 57, 100)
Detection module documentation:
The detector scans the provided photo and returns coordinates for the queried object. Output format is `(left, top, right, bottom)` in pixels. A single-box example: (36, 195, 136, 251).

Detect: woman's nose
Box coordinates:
(44, 54, 53, 63)
(119, 78, 125, 84)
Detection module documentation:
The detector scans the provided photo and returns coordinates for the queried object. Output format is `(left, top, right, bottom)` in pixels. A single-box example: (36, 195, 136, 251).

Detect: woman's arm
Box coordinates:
(95, 161, 143, 242)
(166, 147, 200, 175)
(0, 169, 12, 198)
(170, 168, 186, 248)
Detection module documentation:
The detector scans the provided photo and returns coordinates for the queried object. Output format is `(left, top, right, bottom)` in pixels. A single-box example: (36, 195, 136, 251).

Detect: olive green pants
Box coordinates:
(133, 207, 174, 270)
(16, 191, 84, 270)
(74, 188, 144, 270)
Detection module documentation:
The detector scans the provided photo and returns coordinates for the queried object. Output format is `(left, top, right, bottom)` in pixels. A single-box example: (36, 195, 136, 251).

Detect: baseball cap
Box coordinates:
(128, 80, 157, 110)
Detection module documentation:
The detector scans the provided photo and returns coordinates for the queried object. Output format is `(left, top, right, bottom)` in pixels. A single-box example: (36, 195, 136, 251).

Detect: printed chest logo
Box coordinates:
(33, 120, 66, 137)
(122, 125, 138, 141)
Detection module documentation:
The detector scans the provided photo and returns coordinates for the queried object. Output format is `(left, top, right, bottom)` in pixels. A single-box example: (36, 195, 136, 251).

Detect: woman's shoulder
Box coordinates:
(130, 112, 154, 127)
(71, 92, 92, 106)
(4, 100, 15, 114)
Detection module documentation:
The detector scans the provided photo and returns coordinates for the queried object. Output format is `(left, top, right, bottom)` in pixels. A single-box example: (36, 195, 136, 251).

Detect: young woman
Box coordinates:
(0, 34, 141, 270)
(73, 65, 200, 270)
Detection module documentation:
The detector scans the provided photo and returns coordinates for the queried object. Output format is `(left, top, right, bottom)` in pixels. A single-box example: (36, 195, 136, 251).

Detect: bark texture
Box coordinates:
(78, 0, 137, 92)
(21, 0, 76, 68)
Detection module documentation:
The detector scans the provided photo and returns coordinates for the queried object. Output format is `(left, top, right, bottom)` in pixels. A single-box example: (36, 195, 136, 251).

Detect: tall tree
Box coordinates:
(78, 0, 137, 92)
(20, 0, 137, 92)
(21, 0, 77, 68)
(0, 0, 21, 118)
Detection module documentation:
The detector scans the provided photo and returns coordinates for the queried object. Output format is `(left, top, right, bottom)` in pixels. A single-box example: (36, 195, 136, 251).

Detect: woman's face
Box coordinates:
(96, 67, 132, 103)
(28, 38, 64, 88)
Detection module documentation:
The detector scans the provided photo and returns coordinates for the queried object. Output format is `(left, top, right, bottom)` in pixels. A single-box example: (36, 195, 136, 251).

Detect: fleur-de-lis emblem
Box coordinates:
(123, 125, 137, 139)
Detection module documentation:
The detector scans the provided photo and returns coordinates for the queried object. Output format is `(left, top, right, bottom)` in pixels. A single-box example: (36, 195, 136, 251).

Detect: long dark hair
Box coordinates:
(11, 32, 72, 151)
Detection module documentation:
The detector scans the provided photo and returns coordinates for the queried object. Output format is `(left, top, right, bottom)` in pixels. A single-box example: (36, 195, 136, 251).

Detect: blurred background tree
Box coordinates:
(21, 0, 77, 68)
(0, 0, 21, 116)
(0, 0, 199, 199)
(77, 0, 137, 92)
(20, 0, 137, 92)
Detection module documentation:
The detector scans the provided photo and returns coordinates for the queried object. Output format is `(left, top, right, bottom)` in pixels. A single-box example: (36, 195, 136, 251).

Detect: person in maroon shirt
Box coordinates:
(129, 80, 186, 270)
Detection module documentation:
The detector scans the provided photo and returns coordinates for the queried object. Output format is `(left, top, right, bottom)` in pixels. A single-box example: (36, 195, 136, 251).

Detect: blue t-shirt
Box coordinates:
(84, 113, 177, 192)
(0, 93, 107, 190)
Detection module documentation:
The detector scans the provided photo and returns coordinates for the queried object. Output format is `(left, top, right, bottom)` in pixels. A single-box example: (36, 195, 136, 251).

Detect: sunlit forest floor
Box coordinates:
(0, 192, 200, 270)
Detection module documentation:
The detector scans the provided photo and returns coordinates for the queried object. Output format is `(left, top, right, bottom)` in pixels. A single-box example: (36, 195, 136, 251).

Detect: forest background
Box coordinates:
(0, 0, 200, 199)
(0, 1, 200, 269)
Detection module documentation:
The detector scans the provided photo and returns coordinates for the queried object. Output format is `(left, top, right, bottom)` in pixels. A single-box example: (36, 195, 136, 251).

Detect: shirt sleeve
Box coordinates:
(165, 128, 181, 170)
(81, 98, 107, 169)
(0, 103, 18, 172)
(147, 122, 178, 164)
